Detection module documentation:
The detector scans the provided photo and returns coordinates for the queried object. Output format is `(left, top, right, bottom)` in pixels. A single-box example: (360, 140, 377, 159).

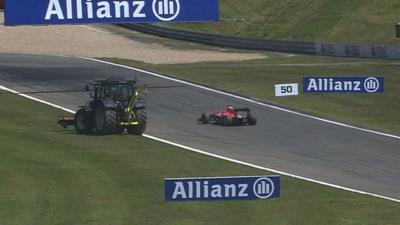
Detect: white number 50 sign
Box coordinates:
(275, 83, 299, 97)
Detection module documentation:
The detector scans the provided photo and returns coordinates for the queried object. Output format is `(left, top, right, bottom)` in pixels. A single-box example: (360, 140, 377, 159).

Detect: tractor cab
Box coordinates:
(92, 80, 136, 101)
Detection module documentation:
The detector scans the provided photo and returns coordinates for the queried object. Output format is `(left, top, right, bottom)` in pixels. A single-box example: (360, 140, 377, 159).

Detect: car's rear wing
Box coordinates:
(235, 107, 250, 112)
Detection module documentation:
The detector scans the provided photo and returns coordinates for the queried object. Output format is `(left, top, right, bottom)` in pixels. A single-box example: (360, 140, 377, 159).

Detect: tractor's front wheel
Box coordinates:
(94, 106, 118, 135)
(127, 110, 147, 135)
(75, 109, 92, 134)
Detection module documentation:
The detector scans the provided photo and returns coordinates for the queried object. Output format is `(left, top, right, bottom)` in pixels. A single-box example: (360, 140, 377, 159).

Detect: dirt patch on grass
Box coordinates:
(0, 13, 266, 64)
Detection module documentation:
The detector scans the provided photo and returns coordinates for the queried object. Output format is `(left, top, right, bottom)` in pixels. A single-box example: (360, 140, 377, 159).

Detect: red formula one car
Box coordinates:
(198, 106, 257, 126)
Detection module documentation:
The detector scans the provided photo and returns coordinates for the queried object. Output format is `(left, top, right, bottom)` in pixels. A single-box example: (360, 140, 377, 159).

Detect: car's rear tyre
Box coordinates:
(247, 113, 257, 125)
(127, 110, 147, 135)
(94, 106, 117, 134)
(222, 116, 233, 126)
(75, 109, 92, 134)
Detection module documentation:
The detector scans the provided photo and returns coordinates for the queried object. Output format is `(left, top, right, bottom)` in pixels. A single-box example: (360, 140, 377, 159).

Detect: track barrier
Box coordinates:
(120, 23, 400, 60)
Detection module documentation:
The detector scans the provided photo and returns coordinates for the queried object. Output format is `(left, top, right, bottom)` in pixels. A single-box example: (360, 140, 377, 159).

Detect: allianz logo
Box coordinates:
(45, 0, 180, 21)
(171, 177, 275, 200)
(306, 77, 381, 93)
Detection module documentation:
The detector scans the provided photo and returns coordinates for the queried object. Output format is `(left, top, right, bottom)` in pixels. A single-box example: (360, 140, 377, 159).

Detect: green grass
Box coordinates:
(101, 55, 400, 135)
(1, 87, 400, 224)
(164, 0, 400, 45)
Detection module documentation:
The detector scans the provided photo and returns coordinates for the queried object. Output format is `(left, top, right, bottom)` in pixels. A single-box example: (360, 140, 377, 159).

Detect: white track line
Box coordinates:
(81, 57, 400, 141)
(2, 85, 400, 204)
(0, 85, 75, 114)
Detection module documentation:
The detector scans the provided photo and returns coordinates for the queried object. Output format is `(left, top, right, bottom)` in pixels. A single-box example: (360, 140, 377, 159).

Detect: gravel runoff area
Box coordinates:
(0, 12, 266, 64)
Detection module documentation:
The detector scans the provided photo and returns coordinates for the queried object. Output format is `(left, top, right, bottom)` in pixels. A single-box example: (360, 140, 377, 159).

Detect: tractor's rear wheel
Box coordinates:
(94, 106, 118, 135)
(75, 109, 92, 134)
(127, 110, 147, 135)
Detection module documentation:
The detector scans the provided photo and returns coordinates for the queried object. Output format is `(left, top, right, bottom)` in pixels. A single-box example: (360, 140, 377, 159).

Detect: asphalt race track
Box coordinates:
(1, 53, 399, 200)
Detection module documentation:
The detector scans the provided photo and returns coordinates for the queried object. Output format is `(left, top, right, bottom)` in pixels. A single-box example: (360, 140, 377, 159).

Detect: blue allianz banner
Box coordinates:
(165, 176, 280, 201)
(303, 76, 384, 93)
(4, 0, 219, 26)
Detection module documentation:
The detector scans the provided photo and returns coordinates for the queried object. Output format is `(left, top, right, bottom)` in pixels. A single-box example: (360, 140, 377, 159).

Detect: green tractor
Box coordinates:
(58, 79, 147, 135)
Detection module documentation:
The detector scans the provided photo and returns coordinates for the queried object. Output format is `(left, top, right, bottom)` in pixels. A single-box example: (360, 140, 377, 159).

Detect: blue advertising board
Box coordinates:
(4, 0, 219, 26)
(303, 76, 384, 93)
(165, 176, 280, 201)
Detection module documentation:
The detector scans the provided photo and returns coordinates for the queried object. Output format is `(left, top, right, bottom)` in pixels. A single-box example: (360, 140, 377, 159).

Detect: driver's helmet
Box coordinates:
(226, 106, 235, 113)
